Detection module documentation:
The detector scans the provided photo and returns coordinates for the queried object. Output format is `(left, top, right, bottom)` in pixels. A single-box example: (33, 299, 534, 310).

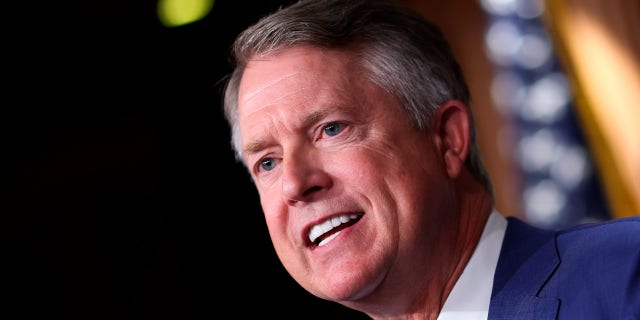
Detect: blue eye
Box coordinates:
(260, 157, 276, 171)
(324, 122, 342, 137)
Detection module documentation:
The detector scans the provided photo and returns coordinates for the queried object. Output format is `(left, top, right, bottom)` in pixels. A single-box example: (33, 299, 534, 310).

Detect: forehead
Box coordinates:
(236, 46, 368, 125)
(235, 46, 393, 156)
(238, 46, 360, 104)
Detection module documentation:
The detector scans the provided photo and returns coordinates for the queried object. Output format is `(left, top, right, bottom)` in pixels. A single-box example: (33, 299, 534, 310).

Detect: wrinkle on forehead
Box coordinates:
(237, 46, 368, 160)
(239, 70, 302, 106)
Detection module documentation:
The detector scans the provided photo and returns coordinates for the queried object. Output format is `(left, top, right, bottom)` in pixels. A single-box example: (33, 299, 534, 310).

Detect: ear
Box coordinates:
(432, 100, 470, 179)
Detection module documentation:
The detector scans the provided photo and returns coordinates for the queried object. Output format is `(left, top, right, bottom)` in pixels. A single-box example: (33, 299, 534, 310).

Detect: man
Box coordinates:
(220, 0, 640, 318)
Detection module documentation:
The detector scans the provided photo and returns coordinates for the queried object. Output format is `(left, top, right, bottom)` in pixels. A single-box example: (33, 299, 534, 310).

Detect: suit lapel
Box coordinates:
(489, 217, 560, 319)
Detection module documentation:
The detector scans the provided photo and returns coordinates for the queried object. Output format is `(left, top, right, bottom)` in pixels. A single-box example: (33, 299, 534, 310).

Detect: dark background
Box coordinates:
(4, 0, 368, 319)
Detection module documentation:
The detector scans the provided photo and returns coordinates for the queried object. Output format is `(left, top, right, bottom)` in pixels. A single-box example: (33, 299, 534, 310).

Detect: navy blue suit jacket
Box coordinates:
(489, 216, 640, 319)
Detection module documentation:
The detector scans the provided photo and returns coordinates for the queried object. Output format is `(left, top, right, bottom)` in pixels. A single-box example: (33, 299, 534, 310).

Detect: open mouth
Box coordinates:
(308, 213, 363, 247)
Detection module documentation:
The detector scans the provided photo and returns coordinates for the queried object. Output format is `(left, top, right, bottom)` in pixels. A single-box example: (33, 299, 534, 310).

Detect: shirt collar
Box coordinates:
(437, 210, 507, 320)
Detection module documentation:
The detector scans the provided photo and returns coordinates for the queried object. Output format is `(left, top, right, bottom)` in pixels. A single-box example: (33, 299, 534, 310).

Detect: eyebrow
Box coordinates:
(241, 105, 341, 156)
(243, 139, 267, 157)
(301, 108, 330, 128)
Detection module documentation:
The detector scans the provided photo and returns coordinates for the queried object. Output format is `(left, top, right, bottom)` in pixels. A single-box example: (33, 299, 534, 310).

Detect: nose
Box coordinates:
(281, 150, 331, 205)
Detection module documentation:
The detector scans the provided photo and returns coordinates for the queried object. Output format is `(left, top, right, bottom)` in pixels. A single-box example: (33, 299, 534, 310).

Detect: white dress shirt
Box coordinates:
(437, 210, 508, 320)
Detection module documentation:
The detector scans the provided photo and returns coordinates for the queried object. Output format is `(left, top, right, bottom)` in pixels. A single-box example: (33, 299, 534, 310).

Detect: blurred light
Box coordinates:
(157, 0, 214, 27)
(485, 20, 522, 66)
(480, 0, 517, 16)
(518, 128, 557, 172)
(491, 70, 526, 115)
(550, 145, 589, 189)
(482, 0, 611, 228)
(523, 179, 566, 226)
(516, 32, 552, 69)
(514, 0, 545, 19)
(520, 72, 570, 123)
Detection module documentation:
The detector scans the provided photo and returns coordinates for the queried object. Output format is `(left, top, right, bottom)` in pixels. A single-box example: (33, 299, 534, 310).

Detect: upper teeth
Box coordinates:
(308, 213, 359, 245)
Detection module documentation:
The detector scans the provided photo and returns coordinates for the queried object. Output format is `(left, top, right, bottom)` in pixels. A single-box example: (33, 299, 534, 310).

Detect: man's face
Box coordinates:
(236, 45, 455, 304)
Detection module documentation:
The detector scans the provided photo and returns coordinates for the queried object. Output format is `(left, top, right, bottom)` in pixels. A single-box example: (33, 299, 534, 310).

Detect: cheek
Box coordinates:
(259, 194, 306, 278)
(331, 148, 403, 214)
(338, 142, 418, 187)
(260, 190, 286, 227)
(262, 201, 295, 267)
(329, 152, 384, 193)
(351, 140, 443, 208)
(257, 185, 290, 242)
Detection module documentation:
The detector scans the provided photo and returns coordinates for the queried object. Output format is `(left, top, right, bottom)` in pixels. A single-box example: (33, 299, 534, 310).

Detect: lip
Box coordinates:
(304, 212, 364, 248)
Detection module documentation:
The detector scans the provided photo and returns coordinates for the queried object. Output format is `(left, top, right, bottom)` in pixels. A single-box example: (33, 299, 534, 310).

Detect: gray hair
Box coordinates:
(222, 0, 493, 196)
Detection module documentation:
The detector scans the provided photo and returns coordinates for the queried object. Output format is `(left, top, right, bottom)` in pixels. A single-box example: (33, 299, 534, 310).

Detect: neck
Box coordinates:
(440, 186, 493, 308)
